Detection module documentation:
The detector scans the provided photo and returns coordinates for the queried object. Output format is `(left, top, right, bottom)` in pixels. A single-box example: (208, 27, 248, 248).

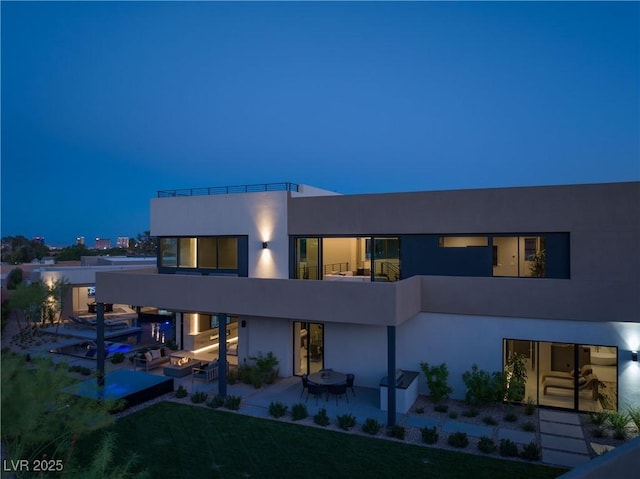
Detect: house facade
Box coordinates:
(95, 181, 640, 414)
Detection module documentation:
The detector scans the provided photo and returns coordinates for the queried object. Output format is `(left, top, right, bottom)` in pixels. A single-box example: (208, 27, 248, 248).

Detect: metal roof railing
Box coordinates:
(157, 182, 299, 198)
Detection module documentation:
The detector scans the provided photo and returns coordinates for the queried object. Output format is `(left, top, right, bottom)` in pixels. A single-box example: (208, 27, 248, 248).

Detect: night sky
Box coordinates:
(2, 1, 638, 246)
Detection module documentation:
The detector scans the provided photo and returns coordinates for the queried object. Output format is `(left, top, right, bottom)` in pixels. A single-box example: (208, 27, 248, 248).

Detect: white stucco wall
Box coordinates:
(242, 316, 292, 377)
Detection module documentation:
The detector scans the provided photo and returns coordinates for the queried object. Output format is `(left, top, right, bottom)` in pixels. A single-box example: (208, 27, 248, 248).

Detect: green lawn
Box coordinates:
(74, 402, 567, 479)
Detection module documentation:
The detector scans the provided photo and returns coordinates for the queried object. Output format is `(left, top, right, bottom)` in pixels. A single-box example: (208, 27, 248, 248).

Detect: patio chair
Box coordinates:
(68, 316, 96, 327)
(300, 374, 309, 397)
(191, 360, 219, 389)
(328, 383, 349, 405)
(346, 373, 356, 397)
(306, 383, 327, 405)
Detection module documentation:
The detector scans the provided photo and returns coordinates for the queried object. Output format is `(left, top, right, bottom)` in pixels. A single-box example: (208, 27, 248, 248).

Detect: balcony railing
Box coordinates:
(157, 182, 300, 198)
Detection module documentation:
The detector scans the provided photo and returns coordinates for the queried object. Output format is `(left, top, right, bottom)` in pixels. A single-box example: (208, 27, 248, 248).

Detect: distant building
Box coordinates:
(94, 238, 111, 250)
(32, 236, 45, 245)
(76, 236, 85, 246)
(116, 237, 130, 248)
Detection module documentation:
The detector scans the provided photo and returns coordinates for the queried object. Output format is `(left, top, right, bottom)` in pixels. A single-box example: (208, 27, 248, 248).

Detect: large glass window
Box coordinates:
(159, 236, 240, 271)
(160, 238, 178, 267)
(439, 236, 488, 247)
(373, 237, 400, 282)
(294, 321, 324, 375)
(295, 238, 319, 280)
(493, 236, 545, 277)
(505, 339, 617, 412)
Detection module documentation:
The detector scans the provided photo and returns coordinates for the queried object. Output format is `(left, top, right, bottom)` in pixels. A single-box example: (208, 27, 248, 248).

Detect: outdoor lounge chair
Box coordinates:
(68, 316, 97, 327)
(104, 319, 129, 330)
(192, 360, 218, 389)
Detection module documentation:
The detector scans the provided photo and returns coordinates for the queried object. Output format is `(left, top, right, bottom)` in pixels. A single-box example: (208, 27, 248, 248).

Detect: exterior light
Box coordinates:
(262, 242, 269, 249)
(632, 350, 638, 362)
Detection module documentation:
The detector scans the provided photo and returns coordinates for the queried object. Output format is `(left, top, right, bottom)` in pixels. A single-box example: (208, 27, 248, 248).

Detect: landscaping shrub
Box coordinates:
(608, 411, 631, 440)
(588, 411, 609, 427)
(478, 436, 496, 453)
(447, 432, 469, 448)
(591, 426, 606, 438)
(175, 385, 188, 398)
(448, 411, 458, 419)
(482, 416, 498, 426)
(462, 408, 479, 418)
(524, 398, 537, 416)
(291, 403, 308, 421)
(110, 352, 125, 364)
(313, 408, 330, 427)
(420, 426, 438, 444)
(462, 364, 503, 406)
(499, 438, 519, 457)
(434, 404, 449, 413)
(520, 441, 541, 461)
(268, 401, 288, 418)
(420, 362, 452, 403)
(224, 395, 242, 411)
(68, 365, 92, 376)
(191, 391, 208, 404)
(522, 421, 536, 432)
(503, 406, 518, 422)
(208, 394, 225, 409)
(387, 425, 405, 440)
(415, 406, 425, 414)
(362, 418, 382, 435)
(336, 413, 357, 431)
(627, 406, 640, 430)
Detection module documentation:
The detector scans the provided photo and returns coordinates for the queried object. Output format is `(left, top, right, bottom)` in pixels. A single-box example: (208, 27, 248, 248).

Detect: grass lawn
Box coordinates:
(74, 401, 567, 479)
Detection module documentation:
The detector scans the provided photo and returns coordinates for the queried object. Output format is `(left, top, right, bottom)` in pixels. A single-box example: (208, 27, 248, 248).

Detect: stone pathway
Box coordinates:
(539, 409, 591, 468)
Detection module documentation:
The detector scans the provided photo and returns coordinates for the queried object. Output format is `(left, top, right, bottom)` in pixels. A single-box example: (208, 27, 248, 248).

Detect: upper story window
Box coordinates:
(159, 236, 243, 274)
(493, 236, 546, 278)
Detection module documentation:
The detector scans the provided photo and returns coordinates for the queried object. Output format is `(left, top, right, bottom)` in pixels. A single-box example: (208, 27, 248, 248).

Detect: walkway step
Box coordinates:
(542, 449, 592, 468)
(441, 421, 493, 438)
(404, 415, 440, 428)
(539, 409, 581, 425)
(541, 434, 589, 454)
(497, 428, 536, 444)
(540, 421, 584, 438)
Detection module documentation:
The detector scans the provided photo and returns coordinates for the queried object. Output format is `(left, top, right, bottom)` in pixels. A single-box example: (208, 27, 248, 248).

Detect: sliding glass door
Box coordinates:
(293, 322, 324, 375)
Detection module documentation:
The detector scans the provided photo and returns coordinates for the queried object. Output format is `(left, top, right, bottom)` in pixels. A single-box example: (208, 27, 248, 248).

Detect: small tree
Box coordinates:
(462, 364, 504, 406)
(6, 267, 23, 289)
(420, 362, 452, 403)
(504, 353, 528, 402)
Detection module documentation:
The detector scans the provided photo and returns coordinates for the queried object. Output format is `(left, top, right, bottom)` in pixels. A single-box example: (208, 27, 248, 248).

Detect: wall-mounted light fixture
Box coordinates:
(632, 350, 638, 362)
(262, 242, 269, 249)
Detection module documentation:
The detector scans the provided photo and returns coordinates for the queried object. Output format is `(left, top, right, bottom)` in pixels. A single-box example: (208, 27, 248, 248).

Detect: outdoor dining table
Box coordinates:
(307, 370, 347, 386)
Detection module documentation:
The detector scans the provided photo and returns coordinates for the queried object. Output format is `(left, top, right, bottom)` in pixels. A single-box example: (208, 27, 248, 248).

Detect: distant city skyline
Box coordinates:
(2, 1, 638, 245)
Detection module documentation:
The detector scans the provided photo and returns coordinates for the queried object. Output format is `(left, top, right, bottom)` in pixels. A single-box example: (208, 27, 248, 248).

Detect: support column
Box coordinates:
(387, 325, 396, 427)
(96, 302, 105, 387)
(175, 312, 183, 350)
(218, 313, 228, 398)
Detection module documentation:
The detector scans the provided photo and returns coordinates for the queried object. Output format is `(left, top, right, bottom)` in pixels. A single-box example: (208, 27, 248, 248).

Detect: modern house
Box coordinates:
(95, 181, 640, 417)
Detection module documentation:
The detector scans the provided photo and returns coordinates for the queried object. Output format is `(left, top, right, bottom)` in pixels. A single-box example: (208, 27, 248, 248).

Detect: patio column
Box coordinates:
(218, 313, 228, 397)
(387, 325, 396, 427)
(96, 302, 105, 387)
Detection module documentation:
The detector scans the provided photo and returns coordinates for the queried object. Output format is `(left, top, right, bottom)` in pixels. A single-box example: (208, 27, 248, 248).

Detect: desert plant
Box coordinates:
(110, 352, 125, 364)
(208, 394, 225, 409)
(462, 408, 479, 418)
(588, 411, 609, 426)
(313, 408, 330, 427)
(520, 441, 541, 461)
(591, 426, 606, 438)
(250, 351, 280, 386)
(175, 385, 188, 398)
(291, 403, 308, 421)
(478, 436, 496, 453)
(420, 426, 438, 444)
(268, 401, 288, 418)
(482, 416, 498, 426)
(626, 406, 640, 430)
(224, 395, 242, 411)
(462, 364, 503, 406)
(499, 438, 519, 457)
(387, 425, 405, 440)
(336, 413, 357, 431)
(420, 362, 453, 403)
(447, 432, 469, 448)
(434, 403, 449, 413)
(522, 421, 536, 432)
(362, 418, 382, 435)
(524, 398, 536, 415)
(190, 391, 208, 404)
(608, 411, 631, 440)
(503, 405, 518, 422)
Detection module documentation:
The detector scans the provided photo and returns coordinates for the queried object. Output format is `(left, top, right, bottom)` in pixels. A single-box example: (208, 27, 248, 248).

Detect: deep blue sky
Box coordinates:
(2, 1, 639, 246)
